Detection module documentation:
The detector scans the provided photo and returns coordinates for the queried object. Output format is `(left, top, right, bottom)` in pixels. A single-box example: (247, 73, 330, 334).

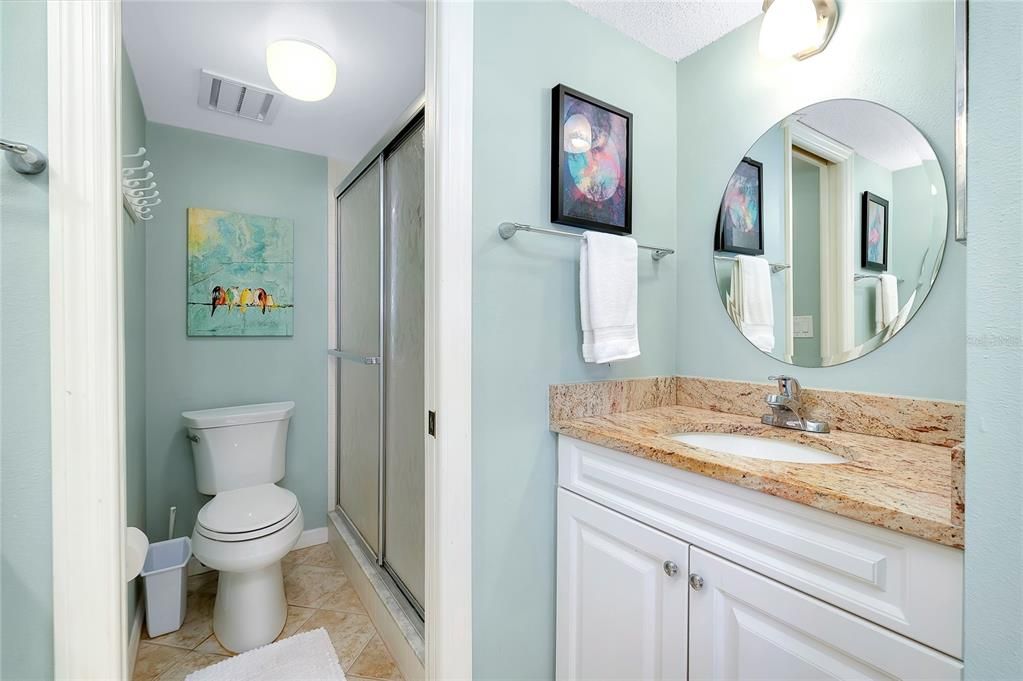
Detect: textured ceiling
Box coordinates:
(567, 0, 763, 62)
(797, 100, 938, 171)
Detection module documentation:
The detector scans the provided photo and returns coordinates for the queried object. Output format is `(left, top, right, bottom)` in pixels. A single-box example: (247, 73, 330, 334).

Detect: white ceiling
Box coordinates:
(796, 100, 937, 171)
(123, 0, 425, 166)
(567, 0, 763, 62)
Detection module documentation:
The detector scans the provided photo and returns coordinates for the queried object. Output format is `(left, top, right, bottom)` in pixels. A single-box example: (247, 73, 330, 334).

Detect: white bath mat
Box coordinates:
(185, 628, 344, 681)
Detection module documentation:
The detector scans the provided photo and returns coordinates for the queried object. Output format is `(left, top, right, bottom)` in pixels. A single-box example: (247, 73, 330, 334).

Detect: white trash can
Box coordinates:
(141, 537, 192, 637)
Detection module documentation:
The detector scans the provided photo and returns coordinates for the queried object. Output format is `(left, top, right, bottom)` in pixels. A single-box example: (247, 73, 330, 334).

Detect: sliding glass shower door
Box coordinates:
(382, 124, 425, 609)
(336, 115, 424, 618)
(337, 161, 383, 554)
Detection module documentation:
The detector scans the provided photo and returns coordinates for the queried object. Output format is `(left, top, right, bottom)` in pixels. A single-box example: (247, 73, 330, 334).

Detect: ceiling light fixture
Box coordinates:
(266, 39, 337, 102)
(759, 0, 838, 61)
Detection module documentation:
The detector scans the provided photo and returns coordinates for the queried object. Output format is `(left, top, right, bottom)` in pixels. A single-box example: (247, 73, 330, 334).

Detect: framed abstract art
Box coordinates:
(861, 191, 889, 271)
(551, 84, 632, 235)
(716, 157, 764, 255)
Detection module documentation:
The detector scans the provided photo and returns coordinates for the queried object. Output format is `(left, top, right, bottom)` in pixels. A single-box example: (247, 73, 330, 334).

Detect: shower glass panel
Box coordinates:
(337, 162, 383, 553)
(383, 123, 425, 609)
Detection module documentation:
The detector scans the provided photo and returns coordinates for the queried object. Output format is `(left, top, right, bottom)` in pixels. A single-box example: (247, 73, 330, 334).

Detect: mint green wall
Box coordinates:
(0, 1, 53, 677)
(964, 0, 1023, 676)
(676, 0, 964, 400)
(144, 123, 328, 542)
(472, 2, 677, 677)
(122, 46, 148, 632)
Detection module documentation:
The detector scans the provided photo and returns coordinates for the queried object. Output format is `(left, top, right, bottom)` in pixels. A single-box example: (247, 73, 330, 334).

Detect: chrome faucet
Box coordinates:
(761, 375, 830, 433)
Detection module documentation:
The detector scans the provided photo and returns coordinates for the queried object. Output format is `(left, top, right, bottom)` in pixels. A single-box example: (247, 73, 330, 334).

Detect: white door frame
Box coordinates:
(48, 1, 476, 677)
(424, 1, 474, 678)
(787, 121, 855, 363)
(48, 0, 127, 678)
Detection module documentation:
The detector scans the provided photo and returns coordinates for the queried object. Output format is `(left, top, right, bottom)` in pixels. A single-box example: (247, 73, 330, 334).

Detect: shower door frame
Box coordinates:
(333, 105, 427, 622)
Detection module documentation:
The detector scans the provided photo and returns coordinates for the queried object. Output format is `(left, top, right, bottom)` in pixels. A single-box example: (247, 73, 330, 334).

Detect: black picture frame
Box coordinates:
(715, 157, 764, 256)
(861, 191, 890, 271)
(551, 84, 633, 235)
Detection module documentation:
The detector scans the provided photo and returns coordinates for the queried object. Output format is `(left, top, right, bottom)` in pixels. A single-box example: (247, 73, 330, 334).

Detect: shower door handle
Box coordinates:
(329, 349, 382, 365)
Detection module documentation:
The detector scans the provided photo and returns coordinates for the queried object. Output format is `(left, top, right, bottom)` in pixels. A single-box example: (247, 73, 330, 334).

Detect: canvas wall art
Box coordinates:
(861, 191, 889, 271)
(551, 84, 632, 234)
(187, 207, 294, 336)
(716, 157, 764, 255)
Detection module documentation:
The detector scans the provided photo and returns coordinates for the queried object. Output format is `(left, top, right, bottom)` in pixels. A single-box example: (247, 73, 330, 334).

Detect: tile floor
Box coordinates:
(133, 543, 405, 681)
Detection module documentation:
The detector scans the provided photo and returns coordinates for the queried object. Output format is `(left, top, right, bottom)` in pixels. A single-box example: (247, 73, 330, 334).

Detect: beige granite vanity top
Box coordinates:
(550, 377, 964, 549)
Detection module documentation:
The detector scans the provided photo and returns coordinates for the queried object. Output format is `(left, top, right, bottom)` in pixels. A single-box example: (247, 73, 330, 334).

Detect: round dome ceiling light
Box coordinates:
(266, 39, 337, 102)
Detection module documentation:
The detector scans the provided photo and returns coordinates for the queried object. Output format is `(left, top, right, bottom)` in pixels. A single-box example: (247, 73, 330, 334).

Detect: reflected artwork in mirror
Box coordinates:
(712, 99, 948, 368)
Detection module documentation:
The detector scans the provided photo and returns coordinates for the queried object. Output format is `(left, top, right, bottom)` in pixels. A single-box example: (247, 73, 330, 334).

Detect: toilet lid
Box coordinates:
(197, 484, 298, 541)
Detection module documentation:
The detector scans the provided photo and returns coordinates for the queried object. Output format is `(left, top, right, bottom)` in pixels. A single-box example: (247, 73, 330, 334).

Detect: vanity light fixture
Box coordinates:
(759, 0, 839, 61)
(266, 39, 337, 102)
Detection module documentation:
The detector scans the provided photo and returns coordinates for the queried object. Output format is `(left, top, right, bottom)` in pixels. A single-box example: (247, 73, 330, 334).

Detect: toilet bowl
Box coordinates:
(183, 401, 301, 653)
(191, 484, 304, 653)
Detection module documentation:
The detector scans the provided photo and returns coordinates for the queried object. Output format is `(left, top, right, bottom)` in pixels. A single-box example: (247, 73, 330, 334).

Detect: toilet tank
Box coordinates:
(182, 401, 295, 495)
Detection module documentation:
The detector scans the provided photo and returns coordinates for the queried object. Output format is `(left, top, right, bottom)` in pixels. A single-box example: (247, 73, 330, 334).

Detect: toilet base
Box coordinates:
(213, 562, 288, 653)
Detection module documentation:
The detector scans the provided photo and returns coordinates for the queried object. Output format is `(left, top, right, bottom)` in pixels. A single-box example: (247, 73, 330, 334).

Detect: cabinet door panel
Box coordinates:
(557, 489, 688, 681)
(689, 548, 962, 680)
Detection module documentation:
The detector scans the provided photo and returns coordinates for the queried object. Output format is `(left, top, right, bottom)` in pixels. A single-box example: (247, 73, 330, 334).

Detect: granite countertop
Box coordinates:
(552, 402, 963, 549)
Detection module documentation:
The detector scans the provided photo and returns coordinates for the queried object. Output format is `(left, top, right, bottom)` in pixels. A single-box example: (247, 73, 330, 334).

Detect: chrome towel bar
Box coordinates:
(498, 222, 674, 261)
(854, 273, 905, 283)
(713, 254, 790, 274)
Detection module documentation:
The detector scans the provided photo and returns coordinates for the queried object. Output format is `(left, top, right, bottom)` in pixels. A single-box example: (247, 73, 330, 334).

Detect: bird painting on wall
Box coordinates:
(187, 208, 293, 336)
(209, 285, 277, 316)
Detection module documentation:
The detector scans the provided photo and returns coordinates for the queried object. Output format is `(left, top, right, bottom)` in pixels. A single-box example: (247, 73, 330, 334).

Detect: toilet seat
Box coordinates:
(196, 483, 299, 542)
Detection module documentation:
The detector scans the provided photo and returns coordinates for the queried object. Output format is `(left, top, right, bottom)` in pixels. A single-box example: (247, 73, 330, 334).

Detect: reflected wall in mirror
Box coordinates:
(713, 99, 948, 368)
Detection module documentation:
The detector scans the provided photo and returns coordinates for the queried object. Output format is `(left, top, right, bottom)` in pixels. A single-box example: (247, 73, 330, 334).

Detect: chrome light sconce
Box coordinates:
(759, 0, 839, 61)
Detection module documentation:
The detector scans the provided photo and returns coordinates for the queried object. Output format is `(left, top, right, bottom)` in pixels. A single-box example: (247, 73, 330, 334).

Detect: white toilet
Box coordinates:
(183, 401, 304, 653)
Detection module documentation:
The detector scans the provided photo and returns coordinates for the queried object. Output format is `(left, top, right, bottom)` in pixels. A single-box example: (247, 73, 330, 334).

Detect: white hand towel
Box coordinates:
(874, 273, 899, 334)
(580, 230, 639, 363)
(730, 255, 774, 353)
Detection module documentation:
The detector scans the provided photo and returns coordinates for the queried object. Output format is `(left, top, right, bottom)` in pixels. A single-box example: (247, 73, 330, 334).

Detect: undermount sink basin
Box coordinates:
(670, 432, 847, 464)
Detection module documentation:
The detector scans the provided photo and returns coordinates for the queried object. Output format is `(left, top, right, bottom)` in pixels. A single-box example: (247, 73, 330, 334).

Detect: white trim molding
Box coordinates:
(424, 1, 474, 678)
(788, 121, 855, 363)
(48, 0, 126, 677)
(128, 598, 145, 680)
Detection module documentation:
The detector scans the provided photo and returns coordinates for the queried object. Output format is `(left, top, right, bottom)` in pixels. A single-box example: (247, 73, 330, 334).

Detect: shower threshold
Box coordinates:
(327, 510, 425, 677)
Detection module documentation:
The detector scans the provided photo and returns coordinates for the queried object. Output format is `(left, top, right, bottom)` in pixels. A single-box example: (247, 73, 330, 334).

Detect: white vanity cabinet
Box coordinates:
(557, 490, 689, 681)
(556, 436, 965, 680)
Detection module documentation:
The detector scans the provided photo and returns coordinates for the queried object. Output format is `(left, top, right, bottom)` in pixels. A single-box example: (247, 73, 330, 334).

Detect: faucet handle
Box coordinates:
(768, 375, 801, 397)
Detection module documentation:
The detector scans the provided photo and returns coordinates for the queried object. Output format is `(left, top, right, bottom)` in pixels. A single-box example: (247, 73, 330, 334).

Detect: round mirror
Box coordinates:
(713, 99, 948, 367)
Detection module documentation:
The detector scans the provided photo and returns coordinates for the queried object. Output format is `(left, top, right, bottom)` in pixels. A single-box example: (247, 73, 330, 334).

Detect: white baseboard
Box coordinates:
(128, 598, 145, 678)
(294, 526, 328, 550)
(186, 526, 328, 576)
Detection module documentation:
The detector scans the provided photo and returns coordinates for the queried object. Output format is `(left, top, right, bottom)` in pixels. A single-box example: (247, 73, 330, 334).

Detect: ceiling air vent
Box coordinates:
(198, 70, 282, 124)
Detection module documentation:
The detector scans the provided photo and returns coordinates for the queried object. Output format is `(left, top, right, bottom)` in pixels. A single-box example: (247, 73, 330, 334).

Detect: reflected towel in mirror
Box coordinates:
(874, 273, 899, 334)
(727, 255, 774, 353)
(580, 231, 639, 363)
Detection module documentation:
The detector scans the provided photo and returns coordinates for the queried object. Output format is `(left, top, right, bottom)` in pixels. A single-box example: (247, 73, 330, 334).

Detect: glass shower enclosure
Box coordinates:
(334, 111, 425, 620)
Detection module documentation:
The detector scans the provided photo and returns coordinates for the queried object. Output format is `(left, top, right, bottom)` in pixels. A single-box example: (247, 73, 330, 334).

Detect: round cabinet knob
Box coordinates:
(689, 573, 704, 591)
(663, 560, 679, 577)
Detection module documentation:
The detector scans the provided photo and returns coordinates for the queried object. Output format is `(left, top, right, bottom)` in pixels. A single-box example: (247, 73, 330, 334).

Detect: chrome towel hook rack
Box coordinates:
(498, 221, 674, 261)
(0, 138, 47, 175)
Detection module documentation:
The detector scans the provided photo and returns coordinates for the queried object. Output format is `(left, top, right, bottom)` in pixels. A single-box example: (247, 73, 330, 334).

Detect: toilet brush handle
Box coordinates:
(168, 506, 177, 539)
